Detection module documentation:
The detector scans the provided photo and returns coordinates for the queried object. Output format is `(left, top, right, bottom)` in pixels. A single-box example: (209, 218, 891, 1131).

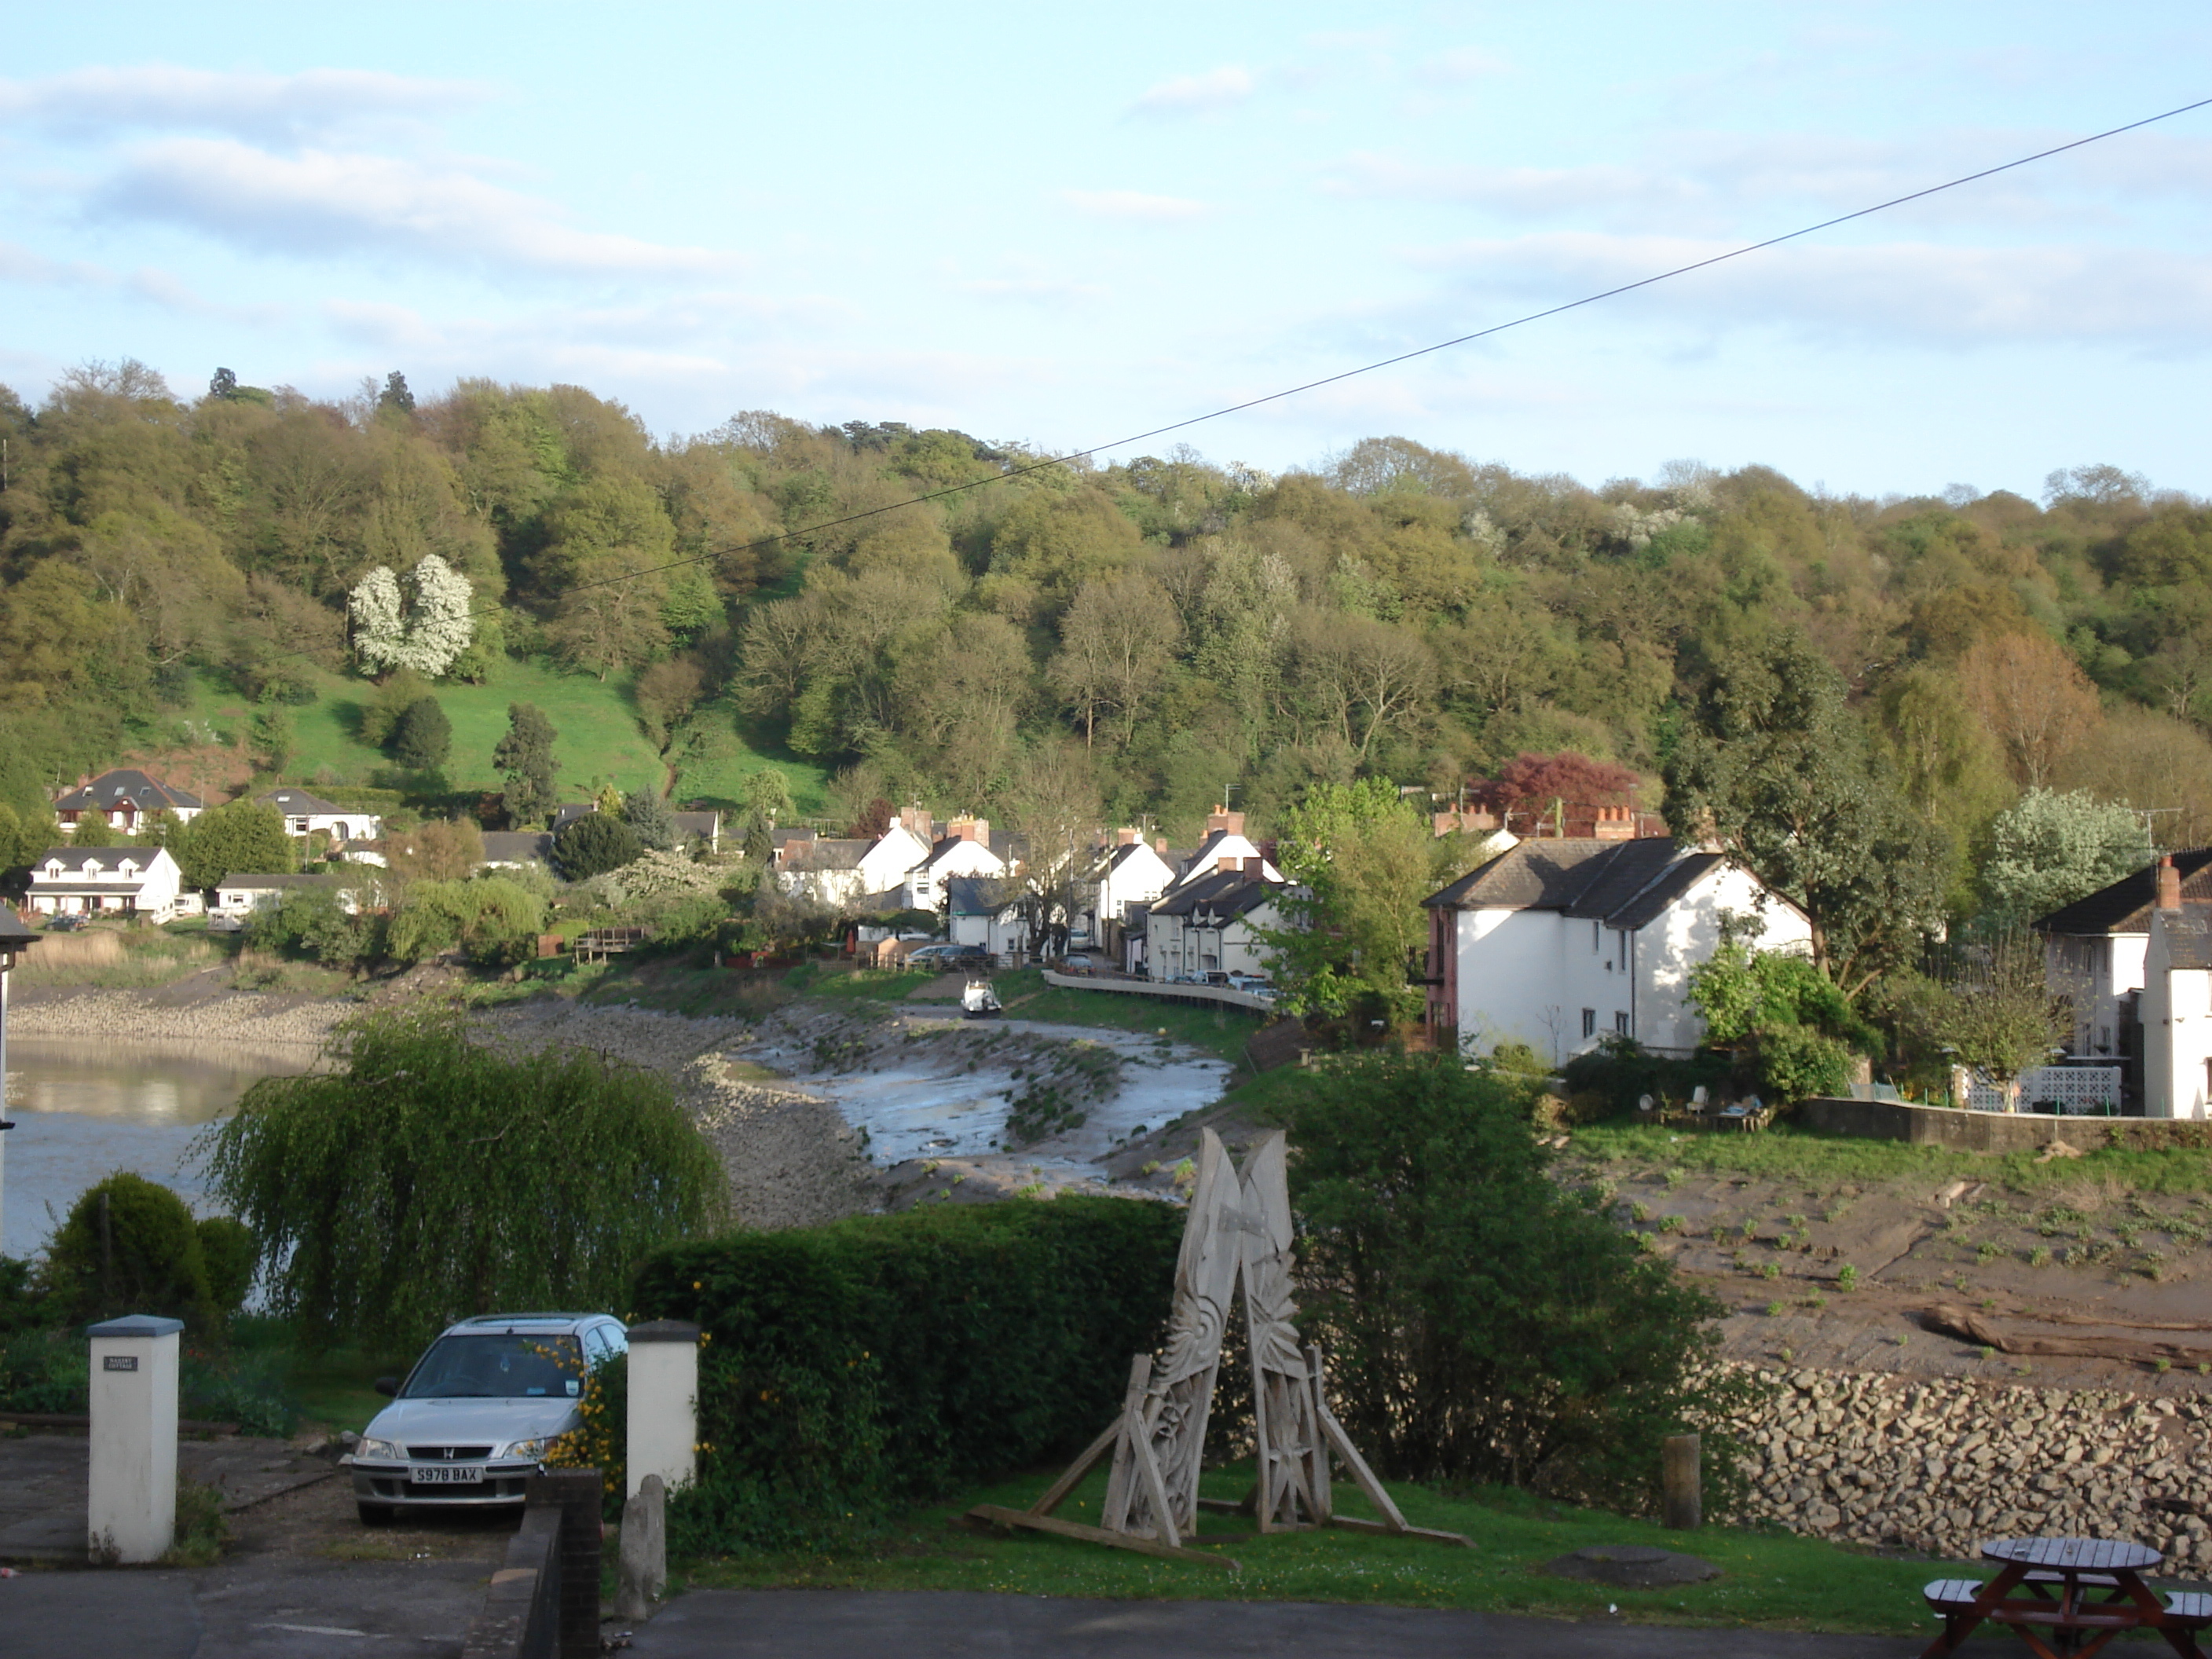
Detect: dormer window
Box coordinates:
(118, 861, 137, 877)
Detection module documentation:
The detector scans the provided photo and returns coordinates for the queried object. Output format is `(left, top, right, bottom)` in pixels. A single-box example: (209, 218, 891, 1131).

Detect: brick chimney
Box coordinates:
(1155, 837, 1169, 855)
(898, 804, 932, 840)
(948, 816, 988, 844)
(1218, 856, 1237, 873)
(1115, 826, 1139, 846)
(1244, 856, 1265, 876)
(1206, 804, 1245, 837)
(1594, 806, 1634, 842)
(2158, 855, 2182, 911)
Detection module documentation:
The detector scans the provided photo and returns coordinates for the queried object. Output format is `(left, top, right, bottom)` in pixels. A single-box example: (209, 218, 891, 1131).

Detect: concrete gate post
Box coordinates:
(87, 1313, 182, 1563)
(625, 1320, 700, 1500)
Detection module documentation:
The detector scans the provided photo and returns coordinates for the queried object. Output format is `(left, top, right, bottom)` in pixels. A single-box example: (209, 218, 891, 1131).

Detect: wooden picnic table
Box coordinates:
(1923, 1536, 2212, 1659)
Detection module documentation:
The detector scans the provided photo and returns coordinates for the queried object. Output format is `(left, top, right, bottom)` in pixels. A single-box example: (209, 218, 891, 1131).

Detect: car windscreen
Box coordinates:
(401, 1333, 585, 1400)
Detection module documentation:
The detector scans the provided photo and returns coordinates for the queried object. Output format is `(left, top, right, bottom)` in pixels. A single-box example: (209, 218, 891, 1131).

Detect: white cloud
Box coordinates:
(1408, 231, 2212, 348)
(1059, 189, 1211, 223)
(0, 64, 484, 142)
(100, 137, 745, 276)
(1130, 65, 1254, 117)
(957, 276, 1109, 306)
(1415, 47, 1511, 85)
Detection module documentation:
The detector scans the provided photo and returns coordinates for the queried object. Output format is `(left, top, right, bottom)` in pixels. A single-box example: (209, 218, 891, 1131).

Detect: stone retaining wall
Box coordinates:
(1730, 1368, 2211, 1563)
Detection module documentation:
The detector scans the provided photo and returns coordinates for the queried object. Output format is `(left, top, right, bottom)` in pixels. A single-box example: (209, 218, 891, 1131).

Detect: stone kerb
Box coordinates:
(627, 1320, 700, 1500)
(1727, 1366, 2211, 1563)
(86, 1313, 182, 1565)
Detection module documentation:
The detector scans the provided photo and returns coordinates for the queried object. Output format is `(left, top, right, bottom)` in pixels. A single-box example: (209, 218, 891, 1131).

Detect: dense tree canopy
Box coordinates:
(5, 361, 2212, 983)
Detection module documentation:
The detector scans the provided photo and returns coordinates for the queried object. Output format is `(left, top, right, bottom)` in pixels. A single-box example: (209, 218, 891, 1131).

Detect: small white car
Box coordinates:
(350, 1312, 627, 1524)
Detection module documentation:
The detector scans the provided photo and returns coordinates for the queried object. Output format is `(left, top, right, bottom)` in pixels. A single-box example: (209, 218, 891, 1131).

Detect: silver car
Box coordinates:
(350, 1312, 628, 1524)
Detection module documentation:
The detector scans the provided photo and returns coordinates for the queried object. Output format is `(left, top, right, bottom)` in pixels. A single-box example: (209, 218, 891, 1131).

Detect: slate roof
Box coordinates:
(789, 837, 871, 871)
(1423, 837, 1733, 931)
(2034, 850, 2212, 936)
(671, 810, 719, 844)
(2161, 910, 2212, 971)
(480, 831, 555, 863)
(54, 770, 203, 814)
(947, 874, 1023, 915)
(33, 848, 166, 877)
(1151, 870, 1283, 921)
(551, 803, 597, 831)
(257, 787, 354, 817)
(214, 872, 350, 892)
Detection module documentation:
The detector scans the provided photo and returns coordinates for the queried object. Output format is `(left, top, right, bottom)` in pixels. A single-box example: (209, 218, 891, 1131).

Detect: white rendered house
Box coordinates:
(1166, 808, 1282, 892)
(1422, 837, 1813, 1063)
(1144, 870, 1290, 982)
(2034, 850, 2210, 1065)
(1079, 832, 1177, 956)
(775, 822, 932, 906)
(53, 770, 203, 837)
(25, 847, 186, 922)
(210, 871, 365, 929)
(901, 818, 1009, 910)
(256, 786, 383, 846)
(2136, 859, 2212, 1119)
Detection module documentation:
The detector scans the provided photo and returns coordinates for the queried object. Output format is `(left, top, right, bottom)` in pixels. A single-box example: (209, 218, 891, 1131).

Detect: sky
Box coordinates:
(4, 2, 2210, 498)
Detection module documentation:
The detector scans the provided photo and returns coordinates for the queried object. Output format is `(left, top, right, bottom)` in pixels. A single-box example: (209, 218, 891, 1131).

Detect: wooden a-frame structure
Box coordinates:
(967, 1128, 1470, 1566)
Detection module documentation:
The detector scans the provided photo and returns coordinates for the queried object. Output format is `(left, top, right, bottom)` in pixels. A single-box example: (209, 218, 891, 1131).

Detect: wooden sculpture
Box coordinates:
(969, 1128, 1469, 1565)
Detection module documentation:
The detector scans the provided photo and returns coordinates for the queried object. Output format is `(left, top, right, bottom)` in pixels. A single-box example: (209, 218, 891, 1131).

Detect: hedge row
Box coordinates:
(632, 1196, 1183, 1550)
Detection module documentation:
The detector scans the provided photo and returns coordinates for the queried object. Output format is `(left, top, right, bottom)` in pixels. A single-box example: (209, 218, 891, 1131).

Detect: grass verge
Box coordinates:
(672, 1460, 1955, 1636)
(993, 970, 1266, 1066)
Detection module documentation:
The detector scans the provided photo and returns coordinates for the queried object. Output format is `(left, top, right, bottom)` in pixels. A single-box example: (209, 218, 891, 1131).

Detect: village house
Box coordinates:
(479, 830, 555, 869)
(1077, 830, 1178, 969)
(210, 871, 366, 930)
(551, 801, 723, 852)
(52, 770, 204, 837)
(775, 820, 932, 906)
(1165, 807, 1282, 892)
(2126, 857, 2212, 1119)
(947, 873, 1027, 958)
(2033, 851, 2212, 1079)
(255, 786, 382, 846)
(1421, 836, 1812, 1063)
(900, 814, 1012, 910)
(1143, 866, 1290, 983)
(25, 846, 187, 923)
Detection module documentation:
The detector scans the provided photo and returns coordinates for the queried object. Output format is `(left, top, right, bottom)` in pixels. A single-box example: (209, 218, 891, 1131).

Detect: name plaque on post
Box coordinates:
(102, 1356, 139, 1372)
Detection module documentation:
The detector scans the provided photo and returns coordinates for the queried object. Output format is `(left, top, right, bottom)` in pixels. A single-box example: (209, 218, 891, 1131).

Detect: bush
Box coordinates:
(1284, 1053, 1760, 1514)
(1559, 1036, 1734, 1116)
(554, 812, 642, 881)
(629, 1197, 1184, 1551)
(386, 875, 544, 968)
(0, 1328, 85, 1413)
(1749, 1023, 1855, 1101)
(197, 1217, 258, 1317)
(42, 1173, 218, 1330)
(390, 697, 452, 771)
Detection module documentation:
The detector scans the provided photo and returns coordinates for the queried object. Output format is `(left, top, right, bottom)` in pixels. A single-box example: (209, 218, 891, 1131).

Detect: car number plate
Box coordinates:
(410, 1463, 485, 1485)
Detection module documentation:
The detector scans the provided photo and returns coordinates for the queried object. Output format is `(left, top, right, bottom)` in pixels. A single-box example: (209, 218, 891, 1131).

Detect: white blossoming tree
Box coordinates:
(348, 554, 475, 677)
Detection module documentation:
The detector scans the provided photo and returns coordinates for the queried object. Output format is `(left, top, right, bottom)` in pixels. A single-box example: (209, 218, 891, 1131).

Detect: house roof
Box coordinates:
(215, 872, 350, 892)
(480, 830, 555, 863)
(1151, 870, 1283, 921)
(54, 769, 203, 814)
(920, 833, 1005, 871)
(947, 874, 1023, 915)
(2035, 850, 2212, 936)
(1423, 837, 1730, 931)
(2162, 910, 2212, 970)
(551, 803, 598, 831)
(671, 810, 718, 839)
(34, 848, 167, 877)
(256, 787, 357, 817)
(789, 837, 871, 871)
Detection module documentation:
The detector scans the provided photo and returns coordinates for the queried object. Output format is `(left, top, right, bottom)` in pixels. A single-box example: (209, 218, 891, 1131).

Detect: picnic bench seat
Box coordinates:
(1925, 1579, 1986, 1612)
(2167, 1591, 2212, 1628)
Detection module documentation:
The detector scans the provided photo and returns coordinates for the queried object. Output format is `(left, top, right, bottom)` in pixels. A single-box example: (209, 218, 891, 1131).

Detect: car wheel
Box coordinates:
(357, 1503, 395, 1526)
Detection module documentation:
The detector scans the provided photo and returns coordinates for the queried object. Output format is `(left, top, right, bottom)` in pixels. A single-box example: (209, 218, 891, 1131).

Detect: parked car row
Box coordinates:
(905, 943, 990, 971)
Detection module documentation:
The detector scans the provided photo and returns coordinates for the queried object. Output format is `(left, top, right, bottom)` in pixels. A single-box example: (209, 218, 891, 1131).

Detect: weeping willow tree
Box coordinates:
(196, 1009, 724, 1353)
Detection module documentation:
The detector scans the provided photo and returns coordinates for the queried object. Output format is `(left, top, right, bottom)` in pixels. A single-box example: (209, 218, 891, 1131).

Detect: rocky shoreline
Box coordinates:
(1730, 1367, 2212, 1566)
(9, 985, 344, 1047)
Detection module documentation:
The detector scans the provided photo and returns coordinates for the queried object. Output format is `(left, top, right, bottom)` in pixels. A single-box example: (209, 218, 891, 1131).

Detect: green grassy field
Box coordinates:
(675, 1460, 1960, 1636)
(188, 663, 827, 811)
(993, 969, 1269, 1066)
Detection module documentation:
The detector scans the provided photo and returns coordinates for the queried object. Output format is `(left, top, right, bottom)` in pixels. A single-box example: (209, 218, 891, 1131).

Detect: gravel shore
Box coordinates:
(476, 999, 877, 1230)
(10, 985, 345, 1047)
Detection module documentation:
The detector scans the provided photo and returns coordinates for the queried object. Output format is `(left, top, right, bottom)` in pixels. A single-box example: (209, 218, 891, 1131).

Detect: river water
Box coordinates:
(0, 1038, 311, 1257)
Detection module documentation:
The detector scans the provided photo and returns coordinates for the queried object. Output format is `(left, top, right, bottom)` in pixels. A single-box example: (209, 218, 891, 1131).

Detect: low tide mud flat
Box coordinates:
(1582, 1137, 2212, 1395)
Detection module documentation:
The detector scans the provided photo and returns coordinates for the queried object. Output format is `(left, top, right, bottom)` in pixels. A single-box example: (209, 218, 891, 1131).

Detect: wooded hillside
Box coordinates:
(2, 360, 2207, 918)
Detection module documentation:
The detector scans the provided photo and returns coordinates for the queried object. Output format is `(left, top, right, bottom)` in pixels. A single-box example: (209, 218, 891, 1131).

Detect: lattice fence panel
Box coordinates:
(1965, 1067, 2122, 1114)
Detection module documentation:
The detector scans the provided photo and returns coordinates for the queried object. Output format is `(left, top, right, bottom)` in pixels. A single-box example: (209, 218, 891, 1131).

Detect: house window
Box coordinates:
(1617, 931, 1629, 972)
(1591, 921, 1601, 953)
(1580, 1008, 1597, 1038)
(1615, 1011, 1630, 1035)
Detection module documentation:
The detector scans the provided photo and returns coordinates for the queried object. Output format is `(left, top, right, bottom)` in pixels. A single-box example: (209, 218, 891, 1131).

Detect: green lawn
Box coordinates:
(994, 970, 1269, 1066)
(674, 1461, 1959, 1636)
(188, 665, 827, 811)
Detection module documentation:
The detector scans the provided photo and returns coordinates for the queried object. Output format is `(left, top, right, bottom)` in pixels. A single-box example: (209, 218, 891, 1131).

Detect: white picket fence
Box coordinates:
(1962, 1066, 2122, 1115)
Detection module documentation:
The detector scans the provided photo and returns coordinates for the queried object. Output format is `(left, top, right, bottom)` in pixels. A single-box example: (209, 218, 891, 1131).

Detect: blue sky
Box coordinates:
(5, 2, 2210, 497)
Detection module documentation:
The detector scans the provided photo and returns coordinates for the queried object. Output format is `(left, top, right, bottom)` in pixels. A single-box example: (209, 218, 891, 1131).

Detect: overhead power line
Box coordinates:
(295, 93, 2212, 650)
